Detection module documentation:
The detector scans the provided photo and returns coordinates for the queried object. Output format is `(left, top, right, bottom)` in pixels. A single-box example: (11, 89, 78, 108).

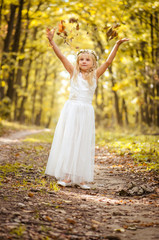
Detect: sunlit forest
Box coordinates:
(0, 1, 159, 239)
(0, 0, 159, 131)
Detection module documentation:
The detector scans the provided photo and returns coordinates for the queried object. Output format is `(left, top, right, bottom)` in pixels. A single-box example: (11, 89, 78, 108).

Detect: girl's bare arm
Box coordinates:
(96, 38, 129, 80)
(47, 28, 74, 77)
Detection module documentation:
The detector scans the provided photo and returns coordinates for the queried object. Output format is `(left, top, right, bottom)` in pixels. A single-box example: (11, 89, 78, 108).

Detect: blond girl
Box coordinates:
(45, 27, 129, 189)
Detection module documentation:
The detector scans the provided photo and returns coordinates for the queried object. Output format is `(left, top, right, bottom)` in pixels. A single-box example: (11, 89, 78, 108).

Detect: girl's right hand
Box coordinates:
(46, 27, 56, 42)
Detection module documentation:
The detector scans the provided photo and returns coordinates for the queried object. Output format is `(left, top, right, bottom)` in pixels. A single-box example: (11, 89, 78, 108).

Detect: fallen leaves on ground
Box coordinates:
(0, 130, 159, 240)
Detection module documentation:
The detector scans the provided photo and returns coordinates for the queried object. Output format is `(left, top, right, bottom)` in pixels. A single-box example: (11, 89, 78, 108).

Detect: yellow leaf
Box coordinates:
(112, 83, 120, 91)
(1, 81, 5, 87)
(28, 192, 34, 197)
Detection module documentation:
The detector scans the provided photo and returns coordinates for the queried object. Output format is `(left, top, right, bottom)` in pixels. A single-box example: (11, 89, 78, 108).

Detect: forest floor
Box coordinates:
(0, 127, 159, 240)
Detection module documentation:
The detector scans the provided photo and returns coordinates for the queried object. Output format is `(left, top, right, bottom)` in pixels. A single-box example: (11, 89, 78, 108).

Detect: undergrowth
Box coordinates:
(96, 127, 159, 172)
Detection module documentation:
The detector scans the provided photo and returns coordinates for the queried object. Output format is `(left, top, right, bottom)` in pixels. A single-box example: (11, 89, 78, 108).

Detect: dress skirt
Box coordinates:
(45, 99, 95, 184)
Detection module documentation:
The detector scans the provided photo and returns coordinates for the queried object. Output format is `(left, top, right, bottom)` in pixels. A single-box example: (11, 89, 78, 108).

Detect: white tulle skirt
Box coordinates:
(45, 99, 95, 184)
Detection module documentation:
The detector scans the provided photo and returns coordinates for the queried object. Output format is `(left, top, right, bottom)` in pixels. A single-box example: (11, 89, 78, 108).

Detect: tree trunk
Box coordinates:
(0, 4, 17, 100)
(0, 0, 3, 27)
(17, 26, 38, 123)
(31, 68, 39, 124)
(140, 105, 145, 123)
(35, 69, 48, 126)
(157, 82, 159, 127)
(18, 56, 32, 123)
(109, 66, 122, 125)
(46, 72, 57, 128)
(122, 98, 129, 125)
(14, 2, 30, 121)
(155, 12, 159, 126)
(135, 79, 139, 124)
(144, 86, 150, 125)
(150, 14, 155, 64)
(6, 0, 24, 101)
(100, 79, 104, 111)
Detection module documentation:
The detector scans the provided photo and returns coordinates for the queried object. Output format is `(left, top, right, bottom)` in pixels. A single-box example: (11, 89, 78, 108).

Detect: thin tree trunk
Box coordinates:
(109, 66, 122, 125)
(31, 68, 39, 124)
(100, 79, 104, 111)
(157, 82, 159, 126)
(122, 98, 129, 125)
(18, 56, 33, 123)
(135, 79, 139, 124)
(46, 72, 57, 128)
(149, 14, 155, 125)
(150, 14, 155, 64)
(35, 69, 48, 126)
(144, 86, 150, 125)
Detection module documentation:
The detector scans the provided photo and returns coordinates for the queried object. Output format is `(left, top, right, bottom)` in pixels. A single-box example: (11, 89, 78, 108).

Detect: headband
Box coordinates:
(77, 49, 98, 61)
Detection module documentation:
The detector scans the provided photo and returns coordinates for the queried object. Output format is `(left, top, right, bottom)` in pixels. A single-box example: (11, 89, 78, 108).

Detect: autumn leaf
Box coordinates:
(69, 18, 78, 23)
(106, 27, 113, 37)
(58, 20, 66, 33)
(28, 192, 34, 197)
(76, 23, 79, 30)
(66, 218, 76, 224)
(106, 23, 120, 41)
(113, 23, 120, 28)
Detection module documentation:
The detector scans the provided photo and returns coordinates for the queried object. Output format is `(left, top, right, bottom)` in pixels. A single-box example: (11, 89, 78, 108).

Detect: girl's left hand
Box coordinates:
(116, 38, 129, 45)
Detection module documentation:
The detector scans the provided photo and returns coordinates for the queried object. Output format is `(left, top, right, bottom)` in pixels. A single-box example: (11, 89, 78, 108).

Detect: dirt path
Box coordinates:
(0, 128, 50, 145)
(0, 130, 158, 240)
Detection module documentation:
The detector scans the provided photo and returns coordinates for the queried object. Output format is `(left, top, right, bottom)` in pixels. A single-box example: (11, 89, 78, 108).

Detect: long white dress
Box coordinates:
(45, 72, 97, 184)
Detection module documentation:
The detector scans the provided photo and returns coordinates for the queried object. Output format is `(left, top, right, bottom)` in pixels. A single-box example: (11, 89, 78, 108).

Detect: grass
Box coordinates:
(96, 127, 159, 171)
(0, 119, 44, 137)
(0, 161, 59, 191)
(23, 126, 159, 171)
(1, 120, 158, 171)
(23, 131, 54, 143)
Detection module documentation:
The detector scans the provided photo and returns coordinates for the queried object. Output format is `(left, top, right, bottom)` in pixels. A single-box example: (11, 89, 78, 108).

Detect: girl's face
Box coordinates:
(78, 53, 94, 72)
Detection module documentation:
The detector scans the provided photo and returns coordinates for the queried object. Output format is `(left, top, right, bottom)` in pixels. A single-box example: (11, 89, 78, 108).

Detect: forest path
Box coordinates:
(0, 129, 158, 240)
(0, 128, 50, 145)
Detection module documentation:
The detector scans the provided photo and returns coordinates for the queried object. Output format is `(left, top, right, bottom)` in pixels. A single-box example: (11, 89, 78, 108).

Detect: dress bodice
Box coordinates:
(69, 72, 97, 104)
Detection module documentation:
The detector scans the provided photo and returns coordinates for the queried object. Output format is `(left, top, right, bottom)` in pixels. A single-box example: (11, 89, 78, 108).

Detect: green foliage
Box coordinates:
(0, 0, 159, 129)
(0, 160, 59, 191)
(96, 127, 159, 171)
(10, 225, 26, 237)
(0, 97, 11, 119)
(0, 120, 43, 136)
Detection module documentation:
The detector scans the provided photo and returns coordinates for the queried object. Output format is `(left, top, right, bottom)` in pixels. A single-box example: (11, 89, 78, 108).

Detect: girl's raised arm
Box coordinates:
(96, 38, 129, 80)
(46, 28, 74, 77)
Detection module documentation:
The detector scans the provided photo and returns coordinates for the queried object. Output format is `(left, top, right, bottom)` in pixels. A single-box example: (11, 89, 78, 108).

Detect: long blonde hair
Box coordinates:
(72, 50, 98, 86)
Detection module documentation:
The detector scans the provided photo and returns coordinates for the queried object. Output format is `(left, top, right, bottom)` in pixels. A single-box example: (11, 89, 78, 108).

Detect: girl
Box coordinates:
(45, 27, 129, 189)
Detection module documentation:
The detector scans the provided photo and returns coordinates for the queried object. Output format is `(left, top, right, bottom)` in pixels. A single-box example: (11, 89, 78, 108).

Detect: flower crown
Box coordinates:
(77, 49, 98, 61)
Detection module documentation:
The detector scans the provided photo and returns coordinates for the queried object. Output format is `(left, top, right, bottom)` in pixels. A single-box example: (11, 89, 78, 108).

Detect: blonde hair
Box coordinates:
(72, 50, 98, 86)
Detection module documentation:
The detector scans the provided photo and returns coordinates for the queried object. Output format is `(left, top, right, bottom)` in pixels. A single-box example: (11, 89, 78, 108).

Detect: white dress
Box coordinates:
(45, 72, 97, 184)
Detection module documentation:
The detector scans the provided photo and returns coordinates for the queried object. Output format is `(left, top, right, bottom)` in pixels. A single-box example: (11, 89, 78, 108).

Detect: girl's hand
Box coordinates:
(46, 27, 56, 42)
(116, 38, 129, 46)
